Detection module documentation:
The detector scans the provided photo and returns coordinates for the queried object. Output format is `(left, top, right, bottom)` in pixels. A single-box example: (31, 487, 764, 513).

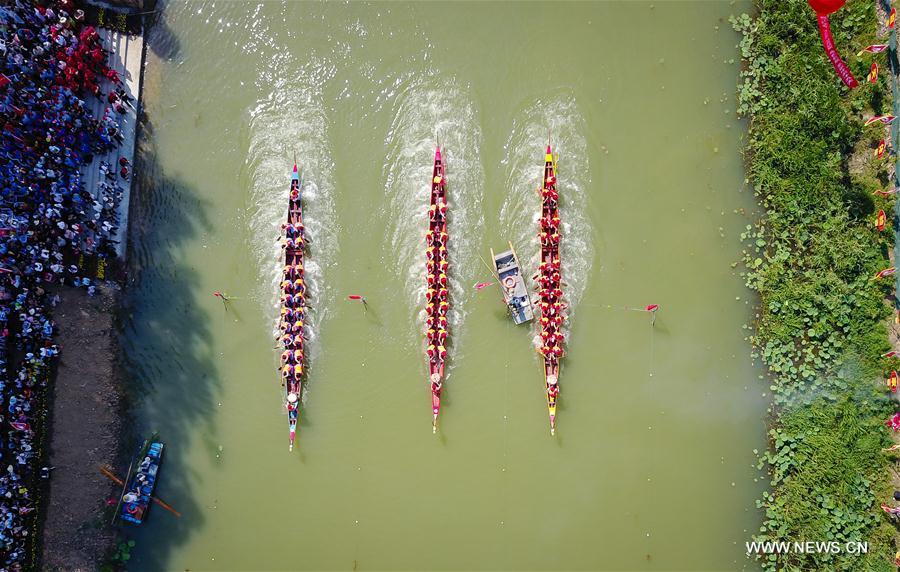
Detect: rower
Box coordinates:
(425, 230, 434, 244)
(437, 315, 448, 329)
(282, 363, 294, 380)
(426, 245, 436, 260)
(435, 328, 447, 344)
(549, 231, 561, 246)
(546, 174, 556, 186)
(281, 349, 294, 364)
(281, 333, 294, 348)
(551, 345, 563, 358)
(281, 278, 294, 293)
(429, 204, 438, 221)
(287, 392, 299, 410)
(547, 375, 559, 399)
(426, 344, 437, 360)
(433, 174, 443, 187)
(438, 259, 448, 273)
(436, 344, 447, 360)
(293, 349, 303, 363)
(437, 201, 448, 219)
(437, 287, 448, 300)
(294, 277, 305, 296)
(425, 302, 436, 316)
(437, 273, 448, 287)
(290, 320, 304, 334)
(437, 300, 449, 316)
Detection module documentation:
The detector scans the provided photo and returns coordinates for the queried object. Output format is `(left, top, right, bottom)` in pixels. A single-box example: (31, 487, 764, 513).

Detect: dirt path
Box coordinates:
(40, 285, 123, 572)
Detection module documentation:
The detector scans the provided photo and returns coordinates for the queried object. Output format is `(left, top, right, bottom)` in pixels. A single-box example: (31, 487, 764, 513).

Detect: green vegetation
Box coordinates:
(99, 539, 136, 572)
(734, 1, 898, 569)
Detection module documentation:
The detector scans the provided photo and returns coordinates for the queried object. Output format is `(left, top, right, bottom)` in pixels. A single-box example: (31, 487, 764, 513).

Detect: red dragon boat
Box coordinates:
(424, 147, 449, 433)
(278, 164, 306, 451)
(536, 144, 564, 435)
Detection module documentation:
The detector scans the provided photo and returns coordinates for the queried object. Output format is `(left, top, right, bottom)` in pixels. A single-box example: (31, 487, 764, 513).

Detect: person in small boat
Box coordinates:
(545, 174, 556, 186)
(426, 344, 436, 360)
(139, 455, 152, 472)
(293, 277, 305, 296)
(437, 299, 449, 316)
(281, 277, 294, 294)
(436, 344, 447, 360)
(434, 328, 447, 344)
(436, 315, 448, 329)
(287, 392, 299, 411)
(282, 363, 295, 378)
(425, 301, 436, 316)
(281, 349, 294, 364)
(123, 490, 139, 503)
(437, 287, 448, 300)
(433, 174, 443, 186)
(290, 320, 303, 334)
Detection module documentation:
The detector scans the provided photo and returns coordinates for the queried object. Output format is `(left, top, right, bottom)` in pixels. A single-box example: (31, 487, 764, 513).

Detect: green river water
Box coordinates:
(123, 1, 765, 570)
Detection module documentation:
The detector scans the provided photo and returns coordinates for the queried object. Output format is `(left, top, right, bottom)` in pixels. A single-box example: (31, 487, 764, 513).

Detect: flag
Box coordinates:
(891, 7, 896, 29)
(865, 115, 896, 126)
(869, 62, 879, 83)
(9, 421, 28, 431)
(874, 188, 899, 196)
(347, 295, 363, 300)
(877, 209, 887, 231)
(857, 44, 889, 56)
(645, 304, 660, 312)
(877, 139, 887, 158)
(889, 371, 898, 392)
(883, 350, 900, 357)
(474, 281, 494, 290)
(875, 267, 896, 279)
(882, 503, 900, 514)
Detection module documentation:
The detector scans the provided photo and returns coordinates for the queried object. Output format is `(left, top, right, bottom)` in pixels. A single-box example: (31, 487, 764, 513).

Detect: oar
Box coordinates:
(99, 466, 182, 518)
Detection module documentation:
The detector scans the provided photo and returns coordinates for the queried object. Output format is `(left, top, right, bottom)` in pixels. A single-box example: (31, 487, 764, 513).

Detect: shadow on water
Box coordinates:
(145, 0, 181, 62)
(118, 109, 218, 569)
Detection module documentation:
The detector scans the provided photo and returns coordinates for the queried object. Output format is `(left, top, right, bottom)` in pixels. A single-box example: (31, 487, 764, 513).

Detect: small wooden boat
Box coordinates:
(491, 242, 534, 324)
(424, 146, 449, 433)
(279, 164, 306, 451)
(119, 439, 164, 524)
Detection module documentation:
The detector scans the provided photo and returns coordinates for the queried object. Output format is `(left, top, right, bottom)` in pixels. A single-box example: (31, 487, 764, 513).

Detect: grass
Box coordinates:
(735, 1, 899, 569)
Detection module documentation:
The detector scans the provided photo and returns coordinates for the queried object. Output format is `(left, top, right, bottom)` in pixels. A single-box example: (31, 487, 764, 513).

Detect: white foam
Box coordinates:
(380, 75, 485, 368)
(499, 94, 594, 341)
(246, 58, 339, 382)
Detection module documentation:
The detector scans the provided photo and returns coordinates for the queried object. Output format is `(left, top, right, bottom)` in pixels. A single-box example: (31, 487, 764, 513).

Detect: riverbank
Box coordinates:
(735, 1, 897, 569)
(40, 284, 123, 572)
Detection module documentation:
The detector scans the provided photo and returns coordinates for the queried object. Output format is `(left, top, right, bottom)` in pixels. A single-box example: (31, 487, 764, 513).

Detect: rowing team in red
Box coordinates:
(279, 221, 307, 412)
(539, 172, 565, 401)
(425, 179, 450, 398)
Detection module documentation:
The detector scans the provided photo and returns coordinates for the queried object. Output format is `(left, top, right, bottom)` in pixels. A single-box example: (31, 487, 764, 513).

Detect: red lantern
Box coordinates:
(807, 0, 858, 88)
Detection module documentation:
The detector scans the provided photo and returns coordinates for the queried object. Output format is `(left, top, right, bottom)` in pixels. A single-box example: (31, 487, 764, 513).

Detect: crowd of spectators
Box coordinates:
(0, 1, 129, 568)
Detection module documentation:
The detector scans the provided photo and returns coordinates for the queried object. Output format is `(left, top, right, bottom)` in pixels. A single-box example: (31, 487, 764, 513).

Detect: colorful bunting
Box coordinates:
(891, 7, 897, 29)
(868, 62, 879, 83)
(883, 350, 899, 358)
(877, 138, 887, 158)
(875, 267, 897, 279)
(874, 188, 899, 196)
(889, 371, 898, 392)
(857, 44, 889, 56)
(877, 209, 887, 231)
(865, 115, 896, 126)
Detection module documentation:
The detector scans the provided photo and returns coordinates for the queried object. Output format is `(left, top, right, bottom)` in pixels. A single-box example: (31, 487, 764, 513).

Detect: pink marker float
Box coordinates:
(808, 0, 858, 88)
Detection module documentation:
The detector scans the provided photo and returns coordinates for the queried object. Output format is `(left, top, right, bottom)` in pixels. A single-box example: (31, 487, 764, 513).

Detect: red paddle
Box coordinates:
(808, 0, 858, 88)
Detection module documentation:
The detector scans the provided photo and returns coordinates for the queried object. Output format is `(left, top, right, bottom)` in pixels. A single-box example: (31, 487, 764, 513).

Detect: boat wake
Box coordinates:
(246, 57, 339, 385)
(499, 94, 594, 342)
(381, 75, 485, 363)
